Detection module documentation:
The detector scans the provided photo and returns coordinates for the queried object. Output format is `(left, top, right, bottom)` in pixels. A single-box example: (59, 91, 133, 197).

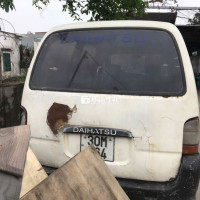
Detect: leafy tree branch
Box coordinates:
(189, 9, 200, 24)
(32, 0, 148, 21)
(1, 0, 148, 20)
(0, 0, 15, 12)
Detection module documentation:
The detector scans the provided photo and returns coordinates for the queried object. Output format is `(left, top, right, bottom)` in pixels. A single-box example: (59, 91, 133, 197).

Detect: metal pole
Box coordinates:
(147, 6, 200, 10)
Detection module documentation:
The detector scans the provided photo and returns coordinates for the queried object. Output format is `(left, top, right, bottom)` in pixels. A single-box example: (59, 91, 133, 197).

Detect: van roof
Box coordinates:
(48, 20, 178, 35)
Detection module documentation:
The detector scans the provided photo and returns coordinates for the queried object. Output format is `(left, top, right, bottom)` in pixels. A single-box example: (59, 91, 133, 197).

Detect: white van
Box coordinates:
(21, 21, 200, 199)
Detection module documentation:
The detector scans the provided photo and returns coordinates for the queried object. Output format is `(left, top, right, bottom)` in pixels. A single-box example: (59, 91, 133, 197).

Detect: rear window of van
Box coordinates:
(30, 29, 185, 96)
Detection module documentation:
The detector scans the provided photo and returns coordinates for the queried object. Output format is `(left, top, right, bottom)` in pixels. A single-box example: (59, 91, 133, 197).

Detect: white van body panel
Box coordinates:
(21, 21, 199, 182)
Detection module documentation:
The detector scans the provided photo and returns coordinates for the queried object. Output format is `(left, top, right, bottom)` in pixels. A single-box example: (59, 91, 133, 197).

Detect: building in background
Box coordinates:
(19, 32, 46, 70)
(0, 31, 21, 81)
(21, 32, 46, 49)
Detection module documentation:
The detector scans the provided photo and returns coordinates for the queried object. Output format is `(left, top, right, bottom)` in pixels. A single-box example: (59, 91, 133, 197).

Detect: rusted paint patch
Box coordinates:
(47, 103, 77, 134)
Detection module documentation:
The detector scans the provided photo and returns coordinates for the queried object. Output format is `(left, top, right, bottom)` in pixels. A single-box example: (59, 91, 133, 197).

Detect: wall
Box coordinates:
(0, 83, 24, 128)
(0, 32, 20, 80)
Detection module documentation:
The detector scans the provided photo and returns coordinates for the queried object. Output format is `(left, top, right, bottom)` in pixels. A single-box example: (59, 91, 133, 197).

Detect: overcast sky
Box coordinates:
(0, 0, 90, 34)
(0, 0, 200, 34)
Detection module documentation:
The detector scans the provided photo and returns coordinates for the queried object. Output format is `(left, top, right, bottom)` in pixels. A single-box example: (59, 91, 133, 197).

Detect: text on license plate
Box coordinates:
(80, 135, 114, 162)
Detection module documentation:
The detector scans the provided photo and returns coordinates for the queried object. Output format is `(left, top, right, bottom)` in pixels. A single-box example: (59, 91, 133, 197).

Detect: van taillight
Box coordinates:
(20, 106, 27, 125)
(183, 117, 200, 154)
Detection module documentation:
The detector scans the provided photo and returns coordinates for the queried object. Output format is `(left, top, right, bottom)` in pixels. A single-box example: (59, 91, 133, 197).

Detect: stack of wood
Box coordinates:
(21, 146, 129, 200)
(0, 125, 129, 200)
(0, 125, 30, 200)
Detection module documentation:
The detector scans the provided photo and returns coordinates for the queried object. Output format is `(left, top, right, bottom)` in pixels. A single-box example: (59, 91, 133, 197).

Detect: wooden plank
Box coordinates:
(21, 146, 130, 200)
(20, 147, 48, 198)
(0, 125, 30, 176)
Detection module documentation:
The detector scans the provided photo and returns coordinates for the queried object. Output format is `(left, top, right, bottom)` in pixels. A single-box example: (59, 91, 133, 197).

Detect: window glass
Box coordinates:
(3, 53, 11, 72)
(30, 29, 185, 96)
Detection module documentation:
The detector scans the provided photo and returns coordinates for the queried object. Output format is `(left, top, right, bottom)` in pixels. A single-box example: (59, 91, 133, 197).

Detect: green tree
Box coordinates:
(19, 45, 34, 69)
(189, 10, 200, 25)
(1, 0, 147, 20)
(33, 0, 147, 20)
(0, 0, 15, 12)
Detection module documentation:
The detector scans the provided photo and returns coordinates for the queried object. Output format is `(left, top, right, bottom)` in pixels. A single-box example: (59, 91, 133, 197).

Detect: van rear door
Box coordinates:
(23, 27, 198, 182)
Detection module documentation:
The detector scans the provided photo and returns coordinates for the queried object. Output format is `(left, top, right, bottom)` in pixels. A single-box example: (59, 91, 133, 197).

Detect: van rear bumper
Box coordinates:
(117, 154, 200, 200)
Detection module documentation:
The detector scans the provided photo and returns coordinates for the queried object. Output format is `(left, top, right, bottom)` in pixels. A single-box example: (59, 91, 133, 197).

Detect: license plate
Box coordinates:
(80, 135, 114, 162)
